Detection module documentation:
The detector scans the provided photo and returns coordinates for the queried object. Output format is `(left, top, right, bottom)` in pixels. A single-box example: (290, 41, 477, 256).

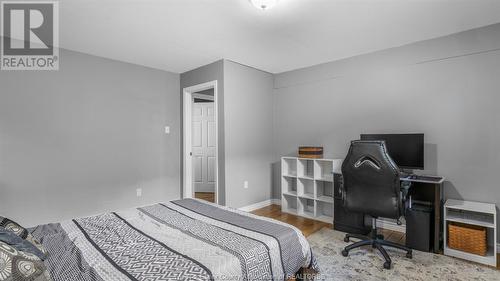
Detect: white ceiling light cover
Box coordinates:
(250, 0, 279, 10)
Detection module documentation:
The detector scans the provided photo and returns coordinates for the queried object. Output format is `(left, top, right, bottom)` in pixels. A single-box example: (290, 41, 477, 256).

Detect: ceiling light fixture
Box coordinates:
(250, 0, 279, 11)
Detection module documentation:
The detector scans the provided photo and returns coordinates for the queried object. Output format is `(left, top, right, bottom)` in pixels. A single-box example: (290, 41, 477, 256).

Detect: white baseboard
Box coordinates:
(376, 219, 406, 233)
(238, 199, 281, 212)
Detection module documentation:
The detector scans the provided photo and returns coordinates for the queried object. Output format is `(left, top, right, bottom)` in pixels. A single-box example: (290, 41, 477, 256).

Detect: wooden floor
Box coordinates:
(251, 204, 404, 243)
(252, 204, 331, 237)
(252, 204, 500, 269)
(195, 192, 215, 203)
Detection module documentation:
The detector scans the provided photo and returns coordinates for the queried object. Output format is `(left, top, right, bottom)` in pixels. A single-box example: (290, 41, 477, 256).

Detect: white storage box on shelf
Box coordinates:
(443, 199, 497, 267)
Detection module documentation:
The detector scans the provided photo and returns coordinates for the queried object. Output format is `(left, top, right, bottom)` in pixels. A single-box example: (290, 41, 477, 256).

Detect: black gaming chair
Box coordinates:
(340, 140, 412, 269)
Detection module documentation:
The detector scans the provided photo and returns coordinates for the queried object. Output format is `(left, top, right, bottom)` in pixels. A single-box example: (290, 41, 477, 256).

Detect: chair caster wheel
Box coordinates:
(406, 251, 413, 259)
(341, 250, 349, 257)
(344, 237, 350, 242)
(383, 262, 391, 269)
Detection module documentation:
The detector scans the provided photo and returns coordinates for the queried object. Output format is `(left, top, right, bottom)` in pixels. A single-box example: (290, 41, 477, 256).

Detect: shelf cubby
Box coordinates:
(298, 178, 315, 199)
(282, 194, 298, 214)
(316, 180, 333, 203)
(298, 197, 315, 218)
(445, 208, 495, 229)
(282, 176, 297, 196)
(314, 159, 334, 181)
(282, 157, 297, 177)
(297, 159, 314, 179)
(316, 200, 334, 223)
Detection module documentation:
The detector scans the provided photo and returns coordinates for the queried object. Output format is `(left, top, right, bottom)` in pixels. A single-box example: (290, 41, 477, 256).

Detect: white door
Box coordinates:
(192, 102, 216, 193)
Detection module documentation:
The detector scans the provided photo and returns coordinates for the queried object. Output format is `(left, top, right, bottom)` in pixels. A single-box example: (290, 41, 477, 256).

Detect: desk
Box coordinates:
(333, 173, 446, 253)
(400, 175, 445, 253)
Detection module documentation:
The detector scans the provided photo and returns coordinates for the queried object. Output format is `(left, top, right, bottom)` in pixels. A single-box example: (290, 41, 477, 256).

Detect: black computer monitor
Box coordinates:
(360, 133, 424, 170)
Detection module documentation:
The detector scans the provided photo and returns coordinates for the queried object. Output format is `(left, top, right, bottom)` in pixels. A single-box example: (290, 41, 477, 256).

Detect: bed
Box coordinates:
(30, 198, 317, 281)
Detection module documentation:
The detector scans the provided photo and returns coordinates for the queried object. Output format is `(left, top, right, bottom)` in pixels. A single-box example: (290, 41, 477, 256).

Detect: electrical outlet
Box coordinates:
(244, 181, 249, 189)
(136, 188, 142, 197)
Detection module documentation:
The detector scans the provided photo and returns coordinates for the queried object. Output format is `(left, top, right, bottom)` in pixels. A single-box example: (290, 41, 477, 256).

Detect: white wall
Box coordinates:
(224, 61, 274, 208)
(272, 23, 500, 241)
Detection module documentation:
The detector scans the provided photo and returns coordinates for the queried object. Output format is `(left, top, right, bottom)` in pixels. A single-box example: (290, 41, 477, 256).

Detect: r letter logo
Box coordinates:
(1, 1, 59, 70)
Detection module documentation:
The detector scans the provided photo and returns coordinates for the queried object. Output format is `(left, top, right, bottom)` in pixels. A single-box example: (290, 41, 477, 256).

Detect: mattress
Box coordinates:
(31, 199, 317, 281)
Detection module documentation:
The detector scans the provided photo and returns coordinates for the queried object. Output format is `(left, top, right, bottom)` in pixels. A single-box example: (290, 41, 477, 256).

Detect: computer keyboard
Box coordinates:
(402, 174, 444, 182)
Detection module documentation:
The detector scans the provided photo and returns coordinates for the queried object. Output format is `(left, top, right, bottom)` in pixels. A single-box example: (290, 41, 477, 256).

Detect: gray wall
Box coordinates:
(272, 23, 500, 241)
(3, 21, 499, 240)
(224, 61, 274, 208)
(0, 49, 181, 227)
(180, 60, 226, 205)
(180, 60, 275, 208)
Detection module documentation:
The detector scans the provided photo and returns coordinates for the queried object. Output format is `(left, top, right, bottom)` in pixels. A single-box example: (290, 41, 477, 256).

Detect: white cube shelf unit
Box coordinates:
(444, 199, 497, 267)
(281, 157, 343, 223)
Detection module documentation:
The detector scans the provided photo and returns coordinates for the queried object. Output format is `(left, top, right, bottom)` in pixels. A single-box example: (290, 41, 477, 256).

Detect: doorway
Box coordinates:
(183, 81, 218, 204)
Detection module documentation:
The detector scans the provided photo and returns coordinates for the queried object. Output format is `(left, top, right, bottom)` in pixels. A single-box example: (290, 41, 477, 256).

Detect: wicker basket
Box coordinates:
(448, 222, 487, 256)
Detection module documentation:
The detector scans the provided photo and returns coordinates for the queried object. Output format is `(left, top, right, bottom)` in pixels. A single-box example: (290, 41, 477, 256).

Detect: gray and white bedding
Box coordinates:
(31, 199, 317, 281)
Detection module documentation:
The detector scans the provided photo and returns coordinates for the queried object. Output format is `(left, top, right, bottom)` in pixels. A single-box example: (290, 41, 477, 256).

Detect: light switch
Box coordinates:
(164, 126, 170, 134)
(244, 181, 249, 189)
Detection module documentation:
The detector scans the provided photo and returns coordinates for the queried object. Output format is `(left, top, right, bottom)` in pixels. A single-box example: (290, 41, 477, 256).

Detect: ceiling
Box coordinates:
(57, 0, 500, 73)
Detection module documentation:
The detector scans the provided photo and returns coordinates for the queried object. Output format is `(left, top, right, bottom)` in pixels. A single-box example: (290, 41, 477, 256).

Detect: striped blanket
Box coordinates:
(31, 199, 317, 281)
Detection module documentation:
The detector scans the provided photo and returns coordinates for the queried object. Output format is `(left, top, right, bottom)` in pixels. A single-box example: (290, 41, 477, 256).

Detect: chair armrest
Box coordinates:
(338, 173, 346, 203)
(400, 181, 412, 217)
(400, 181, 411, 200)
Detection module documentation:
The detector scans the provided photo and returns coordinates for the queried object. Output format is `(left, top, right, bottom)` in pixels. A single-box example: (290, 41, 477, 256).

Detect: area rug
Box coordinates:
(307, 227, 500, 281)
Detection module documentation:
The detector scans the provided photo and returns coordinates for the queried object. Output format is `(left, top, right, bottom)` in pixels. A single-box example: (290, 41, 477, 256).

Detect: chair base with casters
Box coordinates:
(341, 218, 413, 269)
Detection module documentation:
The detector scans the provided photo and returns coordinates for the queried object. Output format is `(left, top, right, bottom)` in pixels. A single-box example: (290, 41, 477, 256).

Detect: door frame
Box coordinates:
(183, 80, 218, 204)
(192, 93, 214, 101)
